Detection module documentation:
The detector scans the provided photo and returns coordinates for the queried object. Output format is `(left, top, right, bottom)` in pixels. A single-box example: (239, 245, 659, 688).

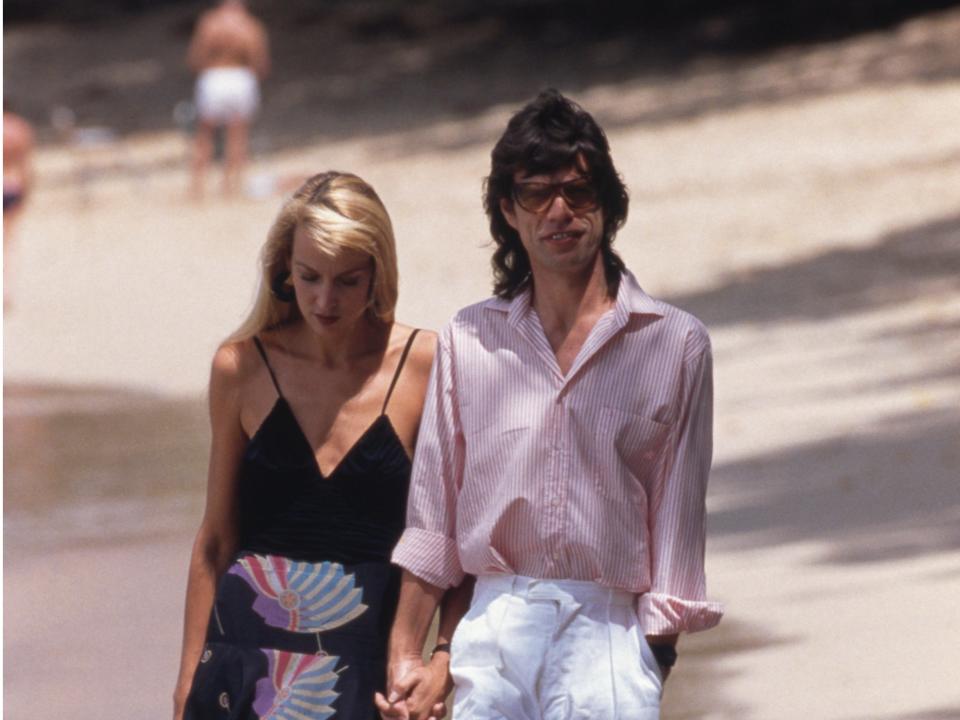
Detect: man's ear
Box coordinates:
(500, 197, 519, 231)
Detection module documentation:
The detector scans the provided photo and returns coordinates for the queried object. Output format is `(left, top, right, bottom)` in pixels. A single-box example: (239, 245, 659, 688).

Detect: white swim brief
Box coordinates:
(194, 67, 260, 125)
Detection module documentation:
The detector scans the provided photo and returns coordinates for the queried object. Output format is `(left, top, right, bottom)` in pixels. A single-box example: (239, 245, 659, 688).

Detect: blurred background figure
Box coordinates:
(187, 0, 269, 199)
(3, 101, 34, 307)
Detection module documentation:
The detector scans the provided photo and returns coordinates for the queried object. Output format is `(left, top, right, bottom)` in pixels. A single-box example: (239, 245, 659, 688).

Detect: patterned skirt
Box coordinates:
(184, 553, 399, 720)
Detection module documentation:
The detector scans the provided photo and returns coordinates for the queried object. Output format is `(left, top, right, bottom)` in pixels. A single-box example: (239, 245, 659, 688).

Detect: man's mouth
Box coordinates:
(543, 230, 580, 242)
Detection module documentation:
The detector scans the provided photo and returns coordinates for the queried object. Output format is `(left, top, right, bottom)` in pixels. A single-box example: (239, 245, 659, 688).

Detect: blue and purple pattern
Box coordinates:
(252, 650, 340, 720)
(231, 554, 368, 633)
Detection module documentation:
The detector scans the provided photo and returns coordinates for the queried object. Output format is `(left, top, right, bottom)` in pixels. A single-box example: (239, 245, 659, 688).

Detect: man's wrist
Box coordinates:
(427, 646, 454, 695)
(387, 647, 425, 669)
(430, 642, 451, 659)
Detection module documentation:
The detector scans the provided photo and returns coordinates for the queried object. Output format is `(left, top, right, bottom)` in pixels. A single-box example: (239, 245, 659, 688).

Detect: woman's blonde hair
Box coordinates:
(229, 171, 398, 342)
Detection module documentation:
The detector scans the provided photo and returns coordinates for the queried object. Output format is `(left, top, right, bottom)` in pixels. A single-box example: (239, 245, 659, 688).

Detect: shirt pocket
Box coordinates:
(596, 406, 672, 504)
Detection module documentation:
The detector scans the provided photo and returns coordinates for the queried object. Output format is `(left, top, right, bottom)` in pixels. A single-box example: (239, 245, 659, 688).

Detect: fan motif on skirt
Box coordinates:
(231, 554, 368, 633)
(252, 650, 340, 720)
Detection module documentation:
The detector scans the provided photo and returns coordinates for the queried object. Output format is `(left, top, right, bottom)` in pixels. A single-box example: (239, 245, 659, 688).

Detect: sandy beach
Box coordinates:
(4, 4, 960, 719)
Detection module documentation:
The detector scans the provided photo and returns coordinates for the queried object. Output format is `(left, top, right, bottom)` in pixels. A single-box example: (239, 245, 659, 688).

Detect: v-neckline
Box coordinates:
(249, 398, 405, 479)
(520, 304, 621, 384)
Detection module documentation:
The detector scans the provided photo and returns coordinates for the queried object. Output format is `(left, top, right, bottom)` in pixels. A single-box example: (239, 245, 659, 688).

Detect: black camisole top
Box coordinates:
(236, 331, 418, 566)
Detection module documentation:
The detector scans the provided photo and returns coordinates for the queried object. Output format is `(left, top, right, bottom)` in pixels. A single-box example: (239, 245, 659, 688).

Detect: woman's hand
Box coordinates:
(172, 680, 190, 720)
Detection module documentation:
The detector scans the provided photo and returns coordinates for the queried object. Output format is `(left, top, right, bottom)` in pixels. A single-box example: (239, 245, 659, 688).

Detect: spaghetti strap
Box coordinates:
(252, 336, 284, 398)
(382, 329, 420, 414)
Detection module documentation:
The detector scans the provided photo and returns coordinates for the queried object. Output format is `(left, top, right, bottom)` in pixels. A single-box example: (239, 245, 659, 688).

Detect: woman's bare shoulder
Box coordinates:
(254, 324, 302, 357)
(210, 337, 269, 391)
(394, 323, 438, 375)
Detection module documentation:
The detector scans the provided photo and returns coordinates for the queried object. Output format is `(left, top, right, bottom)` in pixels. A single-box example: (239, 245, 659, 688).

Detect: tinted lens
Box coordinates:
(513, 179, 598, 213)
(514, 183, 555, 212)
(561, 181, 598, 210)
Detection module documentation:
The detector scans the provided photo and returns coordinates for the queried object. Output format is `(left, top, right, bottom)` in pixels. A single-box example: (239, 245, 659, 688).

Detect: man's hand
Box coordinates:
(377, 573, 466, 719)
(375, 653, 450, 720)
(658, 664, 671, 684)
(647, 634, 677, 688)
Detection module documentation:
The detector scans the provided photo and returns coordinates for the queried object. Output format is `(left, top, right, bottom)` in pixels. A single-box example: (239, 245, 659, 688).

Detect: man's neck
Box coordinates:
(530, 257, 614, 336)
(529, 258, 617, 373)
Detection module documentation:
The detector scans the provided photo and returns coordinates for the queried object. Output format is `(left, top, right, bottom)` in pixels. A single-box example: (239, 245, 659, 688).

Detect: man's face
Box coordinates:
(500, 164, 604, 280)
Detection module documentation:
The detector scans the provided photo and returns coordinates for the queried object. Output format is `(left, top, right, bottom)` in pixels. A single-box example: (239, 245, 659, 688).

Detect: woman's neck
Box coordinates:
(293, 316, 392, 369)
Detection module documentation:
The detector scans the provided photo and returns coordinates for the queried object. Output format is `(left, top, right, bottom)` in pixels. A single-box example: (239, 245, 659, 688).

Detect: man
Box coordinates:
(4, 103, 34, 307)
(382, 90, 722, 719)
(187, 0, 269, 198)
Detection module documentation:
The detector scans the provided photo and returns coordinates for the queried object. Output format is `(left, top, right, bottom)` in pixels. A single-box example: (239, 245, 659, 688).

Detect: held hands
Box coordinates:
(375, 652, 451, 720)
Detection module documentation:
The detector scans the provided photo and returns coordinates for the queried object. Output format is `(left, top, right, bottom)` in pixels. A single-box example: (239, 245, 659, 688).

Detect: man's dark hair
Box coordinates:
(483, 89, 629, 299)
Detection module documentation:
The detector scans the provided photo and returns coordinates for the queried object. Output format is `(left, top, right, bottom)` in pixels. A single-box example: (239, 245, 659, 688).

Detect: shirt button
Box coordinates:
(551, 496, 561, 506)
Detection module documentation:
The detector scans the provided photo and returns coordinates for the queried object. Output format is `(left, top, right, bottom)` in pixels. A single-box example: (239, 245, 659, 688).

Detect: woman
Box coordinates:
(173, 172, 447, 719)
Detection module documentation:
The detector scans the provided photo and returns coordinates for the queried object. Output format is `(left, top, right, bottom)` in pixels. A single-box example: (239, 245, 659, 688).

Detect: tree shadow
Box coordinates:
(665, 217, 960, 567)
(666, 213, 960, 327)
(709, 407, 960, 564)
(851, 709, 960, 720)
(663, 618, 793, 720)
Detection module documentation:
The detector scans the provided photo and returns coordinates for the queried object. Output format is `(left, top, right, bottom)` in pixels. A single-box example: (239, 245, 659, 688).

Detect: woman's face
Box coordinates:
(289, 223, 374, 336)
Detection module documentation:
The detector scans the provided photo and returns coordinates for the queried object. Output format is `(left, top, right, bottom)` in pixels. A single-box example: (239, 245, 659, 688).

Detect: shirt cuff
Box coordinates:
(391, 527, 465, 589)
(638, 592, 724, 635)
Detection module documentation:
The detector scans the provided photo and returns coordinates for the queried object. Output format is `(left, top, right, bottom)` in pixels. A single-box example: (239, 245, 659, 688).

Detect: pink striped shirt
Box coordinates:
(393, 271, 723, 634)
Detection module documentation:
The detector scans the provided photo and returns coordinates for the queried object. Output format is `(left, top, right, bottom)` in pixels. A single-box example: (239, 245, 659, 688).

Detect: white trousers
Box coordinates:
(450, 575, 663, 720)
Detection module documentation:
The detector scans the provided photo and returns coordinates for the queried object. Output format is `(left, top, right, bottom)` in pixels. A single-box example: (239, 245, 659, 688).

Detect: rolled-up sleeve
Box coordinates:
(391, 325, 466, 589)
(638, 325, 724, 634)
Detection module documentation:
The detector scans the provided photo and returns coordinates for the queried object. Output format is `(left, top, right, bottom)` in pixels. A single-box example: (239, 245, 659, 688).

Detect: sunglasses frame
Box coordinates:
(511, 177, 600, 214)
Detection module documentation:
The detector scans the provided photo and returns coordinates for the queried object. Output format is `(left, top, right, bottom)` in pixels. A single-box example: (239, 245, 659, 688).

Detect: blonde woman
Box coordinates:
(173, 172, 452, 719)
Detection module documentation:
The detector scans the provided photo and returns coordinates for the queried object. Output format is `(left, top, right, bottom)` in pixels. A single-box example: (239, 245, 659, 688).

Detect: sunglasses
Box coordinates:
(512, 177, 600, 214)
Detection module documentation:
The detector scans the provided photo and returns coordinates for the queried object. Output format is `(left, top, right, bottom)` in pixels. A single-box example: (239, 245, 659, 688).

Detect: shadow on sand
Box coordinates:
(854, 709, 960, 720)
(710, 407, 960, 564)
(656, 214, 959, 713)
(663, 618, 795, 720)
(663, 212, 960, 565)
(667, 213, 960, 328)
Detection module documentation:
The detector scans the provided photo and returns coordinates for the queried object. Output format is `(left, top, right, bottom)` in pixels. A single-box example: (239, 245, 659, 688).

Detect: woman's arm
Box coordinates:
(376, 573, 475, 720)
(408, 575, 476, 716)
(172, 345, 248, 720)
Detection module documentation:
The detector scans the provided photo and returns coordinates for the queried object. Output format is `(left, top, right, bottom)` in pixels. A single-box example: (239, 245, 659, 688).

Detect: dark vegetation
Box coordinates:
(7, 0, 960, 45)
(5, 0, 959, 148)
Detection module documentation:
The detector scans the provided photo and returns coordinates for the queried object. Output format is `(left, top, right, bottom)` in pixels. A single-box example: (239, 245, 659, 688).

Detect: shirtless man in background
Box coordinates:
(3, 103, 34, 307)
(187, 0, 269, 198)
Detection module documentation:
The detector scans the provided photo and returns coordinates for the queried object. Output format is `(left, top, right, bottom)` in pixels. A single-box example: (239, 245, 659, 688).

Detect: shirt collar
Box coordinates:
(614, 269, 664, 322)
(484, 270, 663, 326)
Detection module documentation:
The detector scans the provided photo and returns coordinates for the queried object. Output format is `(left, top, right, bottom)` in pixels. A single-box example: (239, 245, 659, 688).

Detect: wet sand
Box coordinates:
(5, 7, 960, 720)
